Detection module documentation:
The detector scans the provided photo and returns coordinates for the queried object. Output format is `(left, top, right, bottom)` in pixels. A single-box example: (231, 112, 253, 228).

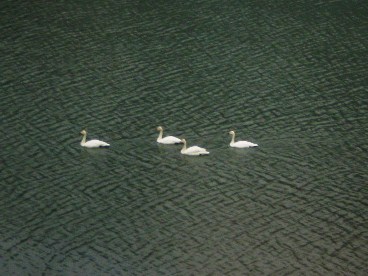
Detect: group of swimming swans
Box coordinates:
(156, 126, 209, 155)
(80, 126, 258, 156)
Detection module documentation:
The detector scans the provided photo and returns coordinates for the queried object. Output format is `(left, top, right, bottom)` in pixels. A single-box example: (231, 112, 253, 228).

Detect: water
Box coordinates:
(1, 0, 367, 274)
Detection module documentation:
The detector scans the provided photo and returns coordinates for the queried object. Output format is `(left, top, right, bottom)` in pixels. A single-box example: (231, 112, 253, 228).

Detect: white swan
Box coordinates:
(156, 126, 182, 144)
(229, 130, 258, 148)
(80, 130, 110, 148)
(180, 138, 209, 156)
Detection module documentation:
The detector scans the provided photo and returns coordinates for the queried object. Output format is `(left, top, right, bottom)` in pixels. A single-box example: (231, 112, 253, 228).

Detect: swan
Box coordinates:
(156, 126, 182, 144)
(80, 130, 110, 148)
(180, 138, 209, 156)
(229, 130, 258, 148)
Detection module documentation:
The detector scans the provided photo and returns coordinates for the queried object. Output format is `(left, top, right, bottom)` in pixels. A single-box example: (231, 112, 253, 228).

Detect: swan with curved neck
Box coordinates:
(229, 130, 258, 148)
(180, 138, 209, 156)
(156, 126, 182, 144)
(80, 130, 110, 148)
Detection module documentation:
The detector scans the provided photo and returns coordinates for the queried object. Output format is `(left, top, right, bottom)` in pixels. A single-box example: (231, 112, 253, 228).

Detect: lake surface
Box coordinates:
(1, 0, 367, 275)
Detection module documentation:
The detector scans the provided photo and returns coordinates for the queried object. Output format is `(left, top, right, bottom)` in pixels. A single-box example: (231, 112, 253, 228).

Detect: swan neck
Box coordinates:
(231, 133, 235, 144)
(181, 140, 187, 151)
(158, 129, 163, 140)
(81, 133, 87, 145)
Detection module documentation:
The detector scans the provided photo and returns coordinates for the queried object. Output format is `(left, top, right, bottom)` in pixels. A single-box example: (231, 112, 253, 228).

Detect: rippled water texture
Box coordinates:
(1, 0, 367, 274)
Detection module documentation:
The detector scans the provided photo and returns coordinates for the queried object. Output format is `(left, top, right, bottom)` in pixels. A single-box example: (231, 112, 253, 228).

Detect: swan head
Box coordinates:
(181, 138, 186, 143)
(80, 130, 87, 135)
(156, 126, 163, 131)
(229, 130, 235, 135)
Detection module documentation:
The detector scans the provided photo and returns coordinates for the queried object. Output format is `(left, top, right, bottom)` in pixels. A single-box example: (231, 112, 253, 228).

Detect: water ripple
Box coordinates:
(1, 0, 368, 275)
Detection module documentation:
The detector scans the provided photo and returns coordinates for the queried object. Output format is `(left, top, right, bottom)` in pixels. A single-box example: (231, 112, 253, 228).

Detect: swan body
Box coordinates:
(229, 130, 258, 148)
(80, 130, 110, 148)
(180, 139, 209, 156)
(156, 126, 182, 144)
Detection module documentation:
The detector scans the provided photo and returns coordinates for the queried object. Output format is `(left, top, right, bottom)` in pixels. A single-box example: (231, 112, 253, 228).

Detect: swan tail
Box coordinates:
(99, 144, 110, 148)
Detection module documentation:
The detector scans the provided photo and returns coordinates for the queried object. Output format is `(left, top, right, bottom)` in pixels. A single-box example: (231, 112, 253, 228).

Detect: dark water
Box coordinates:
(1, 0, 367, 275)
